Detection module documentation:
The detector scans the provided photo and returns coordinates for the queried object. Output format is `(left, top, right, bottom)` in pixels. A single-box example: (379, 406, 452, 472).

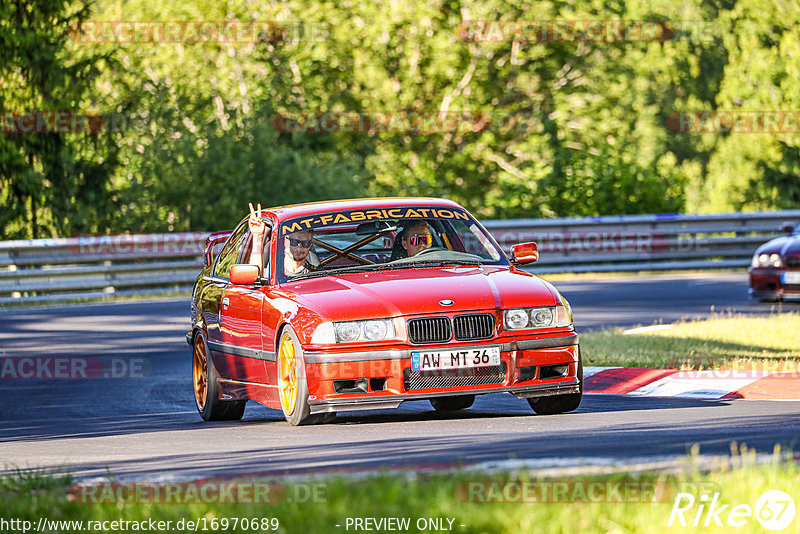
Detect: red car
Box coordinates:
(188, 198, 581, 425)
(749, 221, 800, 301)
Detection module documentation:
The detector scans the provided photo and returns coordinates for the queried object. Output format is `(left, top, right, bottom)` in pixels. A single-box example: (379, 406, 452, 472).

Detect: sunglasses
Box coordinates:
(408, 234, 433, 247)
(288, 238, 313, 248)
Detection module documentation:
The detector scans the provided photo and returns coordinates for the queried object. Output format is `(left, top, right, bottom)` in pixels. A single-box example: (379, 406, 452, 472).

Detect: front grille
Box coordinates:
(407, 317, 451, 343)
(403, 363, 507, 390)
(453, 313, 495, 340)
(786, 256, 800, 268)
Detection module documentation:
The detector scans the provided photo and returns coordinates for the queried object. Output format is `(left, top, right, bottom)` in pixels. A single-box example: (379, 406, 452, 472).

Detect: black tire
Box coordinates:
(528, 348, 583, 415)
(277, 326, 322, 426)
(193, 333, 246, 421)
(430, 395, 475, 411)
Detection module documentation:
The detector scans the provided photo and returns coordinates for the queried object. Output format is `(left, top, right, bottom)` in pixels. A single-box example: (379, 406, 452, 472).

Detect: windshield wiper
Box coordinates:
(286, 256, 488, 281)
(288, 262, 400, 281)
(401, 259, 484, 267)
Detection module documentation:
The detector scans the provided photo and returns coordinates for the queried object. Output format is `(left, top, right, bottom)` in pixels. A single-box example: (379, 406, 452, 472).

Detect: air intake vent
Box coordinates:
(407, 317, 451, 344)
(453, 313, 495, 340)
(403, 363, 507, 390)
(786, 255, 800, 268)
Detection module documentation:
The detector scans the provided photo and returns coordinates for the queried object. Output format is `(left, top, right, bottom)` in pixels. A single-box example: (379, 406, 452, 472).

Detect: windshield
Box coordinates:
(276, 206, 508, 283)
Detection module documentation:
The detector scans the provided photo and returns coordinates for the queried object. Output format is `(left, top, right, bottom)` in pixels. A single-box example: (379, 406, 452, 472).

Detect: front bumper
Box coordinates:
(303, 332, 580, 414)
(749, 268, 800, 300)
(308, 380, 581, 414)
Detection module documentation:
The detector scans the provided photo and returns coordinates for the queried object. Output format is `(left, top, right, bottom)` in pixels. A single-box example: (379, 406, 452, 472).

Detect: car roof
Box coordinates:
(264, 197, 465, 222)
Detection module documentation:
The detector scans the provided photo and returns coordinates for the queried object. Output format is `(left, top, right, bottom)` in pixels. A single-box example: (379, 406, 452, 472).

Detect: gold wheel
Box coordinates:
(192, 335, 208, 410)
(278, 333, 298, 415)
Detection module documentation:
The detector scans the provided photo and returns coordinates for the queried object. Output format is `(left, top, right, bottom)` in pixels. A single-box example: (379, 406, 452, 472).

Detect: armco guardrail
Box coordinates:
(1, 210, 798, 303)
(483, 210, 800, 273)
(0, 233, 207, 304)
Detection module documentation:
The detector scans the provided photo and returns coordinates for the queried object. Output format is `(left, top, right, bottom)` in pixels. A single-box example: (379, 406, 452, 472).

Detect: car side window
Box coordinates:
(213, 222, 248, 279)
(240, 229, 272, 283)
(263, 234, 272, 281)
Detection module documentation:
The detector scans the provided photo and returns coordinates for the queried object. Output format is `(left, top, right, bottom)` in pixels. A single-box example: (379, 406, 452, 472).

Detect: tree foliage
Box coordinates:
(0, 0, 119, 238)
(1, 0, 798, 238)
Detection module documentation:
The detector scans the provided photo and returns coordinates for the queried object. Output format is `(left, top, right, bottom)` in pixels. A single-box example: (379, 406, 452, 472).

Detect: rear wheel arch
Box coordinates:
(191, 328, 245, 421)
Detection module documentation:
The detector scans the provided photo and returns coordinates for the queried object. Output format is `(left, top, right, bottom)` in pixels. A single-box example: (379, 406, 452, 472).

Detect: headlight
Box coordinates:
(335, 322, 361, 342)
(363, 320, 389, 340)
(752, 252, 783, 268)
(504, 309, 529, 329)
(530, 308, 554, 327)
(504, 305, 572, 330)
(311, 319, 396, 344)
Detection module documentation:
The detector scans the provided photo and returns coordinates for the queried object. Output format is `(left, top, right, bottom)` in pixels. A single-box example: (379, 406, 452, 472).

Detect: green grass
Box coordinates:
(581, 313, 800, 370)
(1, 451, 797, 534)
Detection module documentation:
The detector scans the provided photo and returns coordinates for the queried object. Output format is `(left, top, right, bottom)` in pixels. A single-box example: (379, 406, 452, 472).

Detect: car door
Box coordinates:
(259, 231, 285, 405)
(204, 223, 270, 391)
(218, 230, 271, 389)
(202, 222, 248, 349)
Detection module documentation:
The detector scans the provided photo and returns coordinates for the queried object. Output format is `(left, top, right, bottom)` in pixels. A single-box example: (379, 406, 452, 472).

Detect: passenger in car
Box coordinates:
(391, 220, 433, 260)
(248, 203, 267, 273)
(247, 202, 267, 276)
(283, 229, 315, 276)
(247, 202, 316, 277)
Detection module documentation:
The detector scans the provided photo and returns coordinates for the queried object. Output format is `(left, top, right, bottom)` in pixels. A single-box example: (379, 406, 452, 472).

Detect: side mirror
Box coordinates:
(780, 222, 795, 234)
(511, 242, 539, 265)
(229, 264, 260, 285)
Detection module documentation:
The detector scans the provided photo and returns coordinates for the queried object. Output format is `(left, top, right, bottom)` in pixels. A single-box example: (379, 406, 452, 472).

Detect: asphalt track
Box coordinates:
(1, 272, 798, 480)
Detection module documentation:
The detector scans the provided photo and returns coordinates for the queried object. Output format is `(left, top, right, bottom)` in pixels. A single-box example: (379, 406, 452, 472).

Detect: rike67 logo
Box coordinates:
(669, 489, 795, 531)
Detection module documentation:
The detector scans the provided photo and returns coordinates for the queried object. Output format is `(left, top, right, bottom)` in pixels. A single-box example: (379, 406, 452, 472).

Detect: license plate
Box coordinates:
(782, 272, 800, 284)
(411, 347, 501, 371)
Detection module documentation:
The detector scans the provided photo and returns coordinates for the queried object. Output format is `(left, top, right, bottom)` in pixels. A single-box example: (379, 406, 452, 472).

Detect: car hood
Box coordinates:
(280, 266, 560, 320)
(756, 235, 800, 257)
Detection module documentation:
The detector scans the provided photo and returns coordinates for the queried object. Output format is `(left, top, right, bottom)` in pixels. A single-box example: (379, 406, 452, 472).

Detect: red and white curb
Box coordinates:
(584, 367, 800, 400)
